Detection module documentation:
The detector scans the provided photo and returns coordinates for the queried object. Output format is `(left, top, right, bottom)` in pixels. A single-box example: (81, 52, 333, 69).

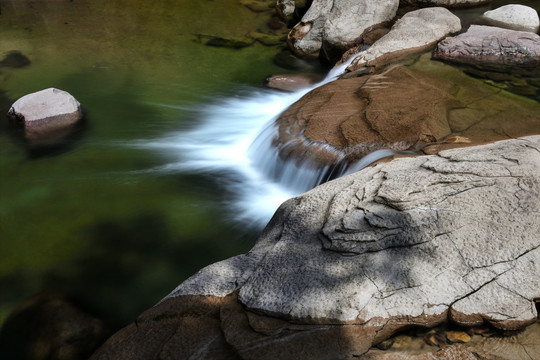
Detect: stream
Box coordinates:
(1, 0, 539, 333)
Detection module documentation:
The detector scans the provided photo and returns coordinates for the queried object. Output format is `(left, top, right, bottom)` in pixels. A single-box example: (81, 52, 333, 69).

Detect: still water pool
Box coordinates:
(0, 0, 297, 326)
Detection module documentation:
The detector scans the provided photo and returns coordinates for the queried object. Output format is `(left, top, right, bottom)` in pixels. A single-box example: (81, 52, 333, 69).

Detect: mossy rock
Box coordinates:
(241, 0, 274, 13)
(250, 31, 286, 46)
(194, 34, 255, 49)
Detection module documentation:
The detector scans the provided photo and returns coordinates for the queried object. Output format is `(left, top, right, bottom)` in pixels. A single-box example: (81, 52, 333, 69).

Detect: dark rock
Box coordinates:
(0, 292, 110, 360)
(0, 50, 31, 68)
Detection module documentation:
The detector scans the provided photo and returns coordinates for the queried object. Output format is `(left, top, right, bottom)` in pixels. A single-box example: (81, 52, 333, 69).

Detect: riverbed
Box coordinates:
(1, 0, 539, 332)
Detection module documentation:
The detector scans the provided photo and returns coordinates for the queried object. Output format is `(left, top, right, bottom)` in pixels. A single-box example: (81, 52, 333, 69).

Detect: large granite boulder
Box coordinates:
(346, 7, 461, 72)
(400, 0, 491, 7)
(91, 136, 540, 359)
(478, 4, 540, 33)
(287, 0, 399, 61)
(271, 63, 540, 168)
(434, 25, 540, 72)
(7, 88, 83, 145)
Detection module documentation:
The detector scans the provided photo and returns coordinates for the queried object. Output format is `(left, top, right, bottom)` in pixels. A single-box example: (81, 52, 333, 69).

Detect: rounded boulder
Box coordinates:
(7, 88, 83, 144)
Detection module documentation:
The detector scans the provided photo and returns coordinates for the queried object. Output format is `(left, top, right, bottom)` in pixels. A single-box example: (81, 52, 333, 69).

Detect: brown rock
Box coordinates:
(264, 73, 324, 92)
(273, 65, 458, 167)
(7, 88, 83, 146)
(434, 25, 540, 73)
(0, 292, 110, 360)
(445, 330, 471, 343)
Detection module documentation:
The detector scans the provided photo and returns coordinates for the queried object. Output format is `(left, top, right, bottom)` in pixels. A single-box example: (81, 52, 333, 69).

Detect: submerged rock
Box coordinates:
(7, 88, 83, 146)
(478, 4, 540, 33)
(434, 25, 540, 72)
(287, 0, 399, 61)
(273, 65, 458, 167)
(91, 136, 540, 359)
(0, 292, 110, 360)
(0, 50, 31, 68)
(346, 7, 461, 72)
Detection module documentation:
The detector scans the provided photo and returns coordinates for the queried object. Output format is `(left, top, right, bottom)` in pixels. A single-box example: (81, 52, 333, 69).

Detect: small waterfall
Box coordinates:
(136, 55, 400, 226)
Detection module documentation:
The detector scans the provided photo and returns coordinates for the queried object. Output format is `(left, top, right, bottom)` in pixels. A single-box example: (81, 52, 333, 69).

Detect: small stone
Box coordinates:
(424, 333, 448, 347)
(445, 330, 471, 343)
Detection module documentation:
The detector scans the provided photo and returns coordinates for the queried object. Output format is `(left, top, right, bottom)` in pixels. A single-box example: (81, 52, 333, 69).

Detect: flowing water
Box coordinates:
(1, 0, 539, 333)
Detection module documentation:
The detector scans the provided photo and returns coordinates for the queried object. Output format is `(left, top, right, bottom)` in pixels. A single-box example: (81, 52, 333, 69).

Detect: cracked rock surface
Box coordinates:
(91, 136, 540, 360)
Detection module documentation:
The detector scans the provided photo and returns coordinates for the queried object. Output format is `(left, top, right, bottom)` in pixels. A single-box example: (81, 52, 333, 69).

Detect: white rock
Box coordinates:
(167, 136, 540, 331)
(481, 4, 540, 33)
(8, 88, 82, 141)
(347, 7, 461, 71)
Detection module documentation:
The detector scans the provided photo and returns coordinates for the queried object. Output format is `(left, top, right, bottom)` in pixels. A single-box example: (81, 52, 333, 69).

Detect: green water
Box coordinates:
(0, 0, 291, 326)
(1, 0, 540, 333)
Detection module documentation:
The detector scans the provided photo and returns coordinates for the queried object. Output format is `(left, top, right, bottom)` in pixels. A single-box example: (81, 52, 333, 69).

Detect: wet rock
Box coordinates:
(287, 0, 399, 62)
(0, 292, 110, 360)
(272, 49, 323, 71)
(346, 7, 461, 72)
(91, 136, 540, 359)
(7, 88, 83, 146)
(478, 4, 540, 33)
(264, 73, 323, 91)
(400, 0, 491, 8)
(434, 25, 540, 72)
(0, 50, 31, 68)
(445, 330, 471, 343)
(276, 0, 295, 20)
(273, 65, 459, 167)
(203, 35, 255, 48)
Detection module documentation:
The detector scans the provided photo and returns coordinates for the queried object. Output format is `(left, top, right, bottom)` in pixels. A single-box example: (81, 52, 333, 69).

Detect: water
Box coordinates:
(0, 0, 298, 327)
(135, 59, 360, 226)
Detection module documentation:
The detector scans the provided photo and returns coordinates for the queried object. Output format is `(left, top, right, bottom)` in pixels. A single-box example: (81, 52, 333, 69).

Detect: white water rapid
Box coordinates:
(137, 59, 398, 227)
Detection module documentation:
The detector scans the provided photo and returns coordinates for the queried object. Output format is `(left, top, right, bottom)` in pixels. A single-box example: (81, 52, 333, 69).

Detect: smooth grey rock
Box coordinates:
(479, 4, 540, 33)
(168, 136, 540, 331)
(7, 88, 82, 142)
(287, 0, 399, 61)
(346, 7, 461, 71)
(434, 25, 540, 71)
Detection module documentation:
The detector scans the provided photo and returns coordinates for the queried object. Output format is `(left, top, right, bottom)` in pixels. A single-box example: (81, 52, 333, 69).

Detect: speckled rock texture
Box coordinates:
(7, 88, 82, 143)
(91, 136, 540, 360)
(479, 4, 540, 33)
(287, 0, 399, 61)
(434, 25, 540, 71)
(346, 7, 461, 72)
